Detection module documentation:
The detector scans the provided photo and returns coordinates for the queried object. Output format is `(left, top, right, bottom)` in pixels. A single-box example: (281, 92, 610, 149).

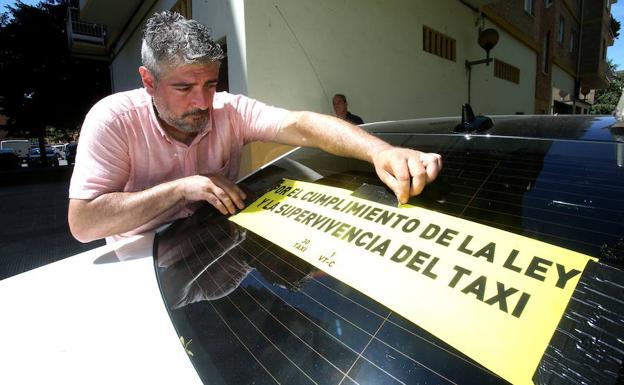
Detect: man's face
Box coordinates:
(332, 96, 347, 117)
(142, 62, 220, 133)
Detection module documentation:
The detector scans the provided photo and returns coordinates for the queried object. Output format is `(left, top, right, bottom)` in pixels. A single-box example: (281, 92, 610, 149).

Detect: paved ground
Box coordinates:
(0, 166, 105, 281)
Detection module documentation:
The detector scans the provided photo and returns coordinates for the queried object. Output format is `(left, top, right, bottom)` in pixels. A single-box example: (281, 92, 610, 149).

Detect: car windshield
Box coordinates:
(154, 132, 624, 385)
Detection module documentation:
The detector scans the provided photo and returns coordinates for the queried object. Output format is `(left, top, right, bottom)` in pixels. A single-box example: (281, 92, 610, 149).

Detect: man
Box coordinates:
(332, 93, 364, 125)
(68, 11, 442, 243)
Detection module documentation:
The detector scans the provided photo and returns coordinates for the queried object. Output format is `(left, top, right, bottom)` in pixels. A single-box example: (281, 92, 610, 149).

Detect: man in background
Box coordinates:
(333, 93, 364, 125)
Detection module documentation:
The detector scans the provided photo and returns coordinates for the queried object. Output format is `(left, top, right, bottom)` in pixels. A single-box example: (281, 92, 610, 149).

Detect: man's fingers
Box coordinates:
(232, 185, 247, 209)
(210, 177, 248, 214)
(387, 157, 411, 204)
(205, 193, 229, 215)
(376, 168, 398, 197)
(182, 174, 247, 215)
(212, 179, 246, 211)
(422, 153, 443, 183)
(374, 149, 443, 205)
(376, 154, 417, 204)
(213, 188, 238, 215)
(407, 157, 427, 196)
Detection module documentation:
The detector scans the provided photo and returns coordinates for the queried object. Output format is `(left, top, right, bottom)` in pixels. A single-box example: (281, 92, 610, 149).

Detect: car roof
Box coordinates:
(0, 233, 202, 385)
(365, 114, 623, 143)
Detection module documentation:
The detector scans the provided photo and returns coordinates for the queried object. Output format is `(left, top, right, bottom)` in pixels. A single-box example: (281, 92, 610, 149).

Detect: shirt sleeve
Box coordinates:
(69, 107, 130, 200)
(229, 94, 289, 143)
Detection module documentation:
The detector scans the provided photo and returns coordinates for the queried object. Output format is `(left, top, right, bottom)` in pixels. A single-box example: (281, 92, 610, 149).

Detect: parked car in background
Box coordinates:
(0, 148, 20, 171)
(51, 144, 67, 160)
(27, 147, 59, 167)
(1, 112, 623, 385)
(0, 139, 30, 160)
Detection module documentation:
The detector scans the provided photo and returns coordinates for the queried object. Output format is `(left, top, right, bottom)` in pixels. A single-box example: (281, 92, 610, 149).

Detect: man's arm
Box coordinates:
(274, 111, 442, 204)
(68, 174, 246, 243)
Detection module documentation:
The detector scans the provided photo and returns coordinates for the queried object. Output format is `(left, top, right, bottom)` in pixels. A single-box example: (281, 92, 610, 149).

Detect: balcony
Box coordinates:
(67, 7, 108, 60)
(580, 59, 609, 90)
(77, 0, 145, 54)
(577, 1, 617, 90)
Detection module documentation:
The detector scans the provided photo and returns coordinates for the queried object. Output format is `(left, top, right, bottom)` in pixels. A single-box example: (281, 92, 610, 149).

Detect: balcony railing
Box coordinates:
(67, 7, 107, 46)
(70, 19, 107, 43)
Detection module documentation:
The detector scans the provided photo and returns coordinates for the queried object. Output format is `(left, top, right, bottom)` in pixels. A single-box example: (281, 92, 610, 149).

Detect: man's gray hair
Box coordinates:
(141, 11, 224, 79)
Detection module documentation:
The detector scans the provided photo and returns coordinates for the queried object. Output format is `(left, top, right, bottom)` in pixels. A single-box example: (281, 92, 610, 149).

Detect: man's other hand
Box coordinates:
(372, 148, 442, 204)
(180, 174, 247, 215)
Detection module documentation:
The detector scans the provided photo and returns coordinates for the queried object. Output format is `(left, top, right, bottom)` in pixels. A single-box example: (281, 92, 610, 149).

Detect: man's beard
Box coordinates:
(153, 98, 210, 133)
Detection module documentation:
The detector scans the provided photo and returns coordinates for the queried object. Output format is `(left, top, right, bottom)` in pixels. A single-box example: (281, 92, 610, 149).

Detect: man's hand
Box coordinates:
(372, 148, 442, 204)
(69, 174, 246, 243)
(179, 174, 247, 215)
(275, 111, 443, 204)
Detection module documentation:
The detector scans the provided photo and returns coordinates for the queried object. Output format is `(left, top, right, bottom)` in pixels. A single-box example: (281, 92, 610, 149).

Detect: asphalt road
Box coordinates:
(0, 166, 105, 280)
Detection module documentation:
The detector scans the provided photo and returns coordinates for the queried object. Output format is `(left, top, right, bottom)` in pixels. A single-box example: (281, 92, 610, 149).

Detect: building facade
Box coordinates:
(483, 0, 617, 114)
(69, 0, 618, 174)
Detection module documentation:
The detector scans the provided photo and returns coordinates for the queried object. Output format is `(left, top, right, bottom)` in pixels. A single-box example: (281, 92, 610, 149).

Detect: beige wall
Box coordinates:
(244, 0, 537, 120)
(245, 0, 468, 120)
(471, 20, 537, 115)
(110, 37, 143, 91)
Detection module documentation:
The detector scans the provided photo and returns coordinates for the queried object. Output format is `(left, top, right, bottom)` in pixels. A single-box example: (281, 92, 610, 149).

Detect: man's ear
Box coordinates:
(139, 66, 156, 95)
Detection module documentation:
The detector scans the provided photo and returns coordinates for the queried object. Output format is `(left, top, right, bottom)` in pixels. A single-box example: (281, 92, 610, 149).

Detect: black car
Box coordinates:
(27, 147, 59, 167)
(0, 148, 20, 171)
(154, 113, 624, 385)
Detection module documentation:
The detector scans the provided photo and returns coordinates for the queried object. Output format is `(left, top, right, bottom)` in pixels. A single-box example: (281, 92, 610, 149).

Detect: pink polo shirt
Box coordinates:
(69, 88, 288, 240)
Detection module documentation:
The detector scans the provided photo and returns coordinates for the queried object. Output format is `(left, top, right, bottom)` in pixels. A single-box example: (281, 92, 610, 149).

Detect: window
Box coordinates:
(543, 32, 551, 73)
(171, 0, 192, 18)
(558, 15, 565, 44)
(217, 40, 229, 92)
(422, 26, 456, 62)
(569, 29, 576, 53)
(524, 0, 535, 15)
(494, 59, 520, 84)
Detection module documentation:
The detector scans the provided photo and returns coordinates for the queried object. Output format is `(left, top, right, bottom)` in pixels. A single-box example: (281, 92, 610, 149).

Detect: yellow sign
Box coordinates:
(229, 179, 595, 385)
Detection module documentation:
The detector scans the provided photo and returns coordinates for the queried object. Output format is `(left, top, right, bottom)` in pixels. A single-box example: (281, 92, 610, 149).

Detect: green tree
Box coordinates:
(591, 61, 623, 115)
(0, 0, 110, 160)
(611, 16, 621, 40)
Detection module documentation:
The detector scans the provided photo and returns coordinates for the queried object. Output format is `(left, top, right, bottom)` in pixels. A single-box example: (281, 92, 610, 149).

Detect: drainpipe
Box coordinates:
(574, 0, 585, 114)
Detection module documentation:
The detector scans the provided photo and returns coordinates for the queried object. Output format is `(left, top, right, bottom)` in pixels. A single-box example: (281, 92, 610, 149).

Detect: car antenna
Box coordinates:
(455, 103, 493, 133)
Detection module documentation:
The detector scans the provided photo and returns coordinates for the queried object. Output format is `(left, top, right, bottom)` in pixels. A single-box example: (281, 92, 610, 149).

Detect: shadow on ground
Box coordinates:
(0, 166, 105, 280)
